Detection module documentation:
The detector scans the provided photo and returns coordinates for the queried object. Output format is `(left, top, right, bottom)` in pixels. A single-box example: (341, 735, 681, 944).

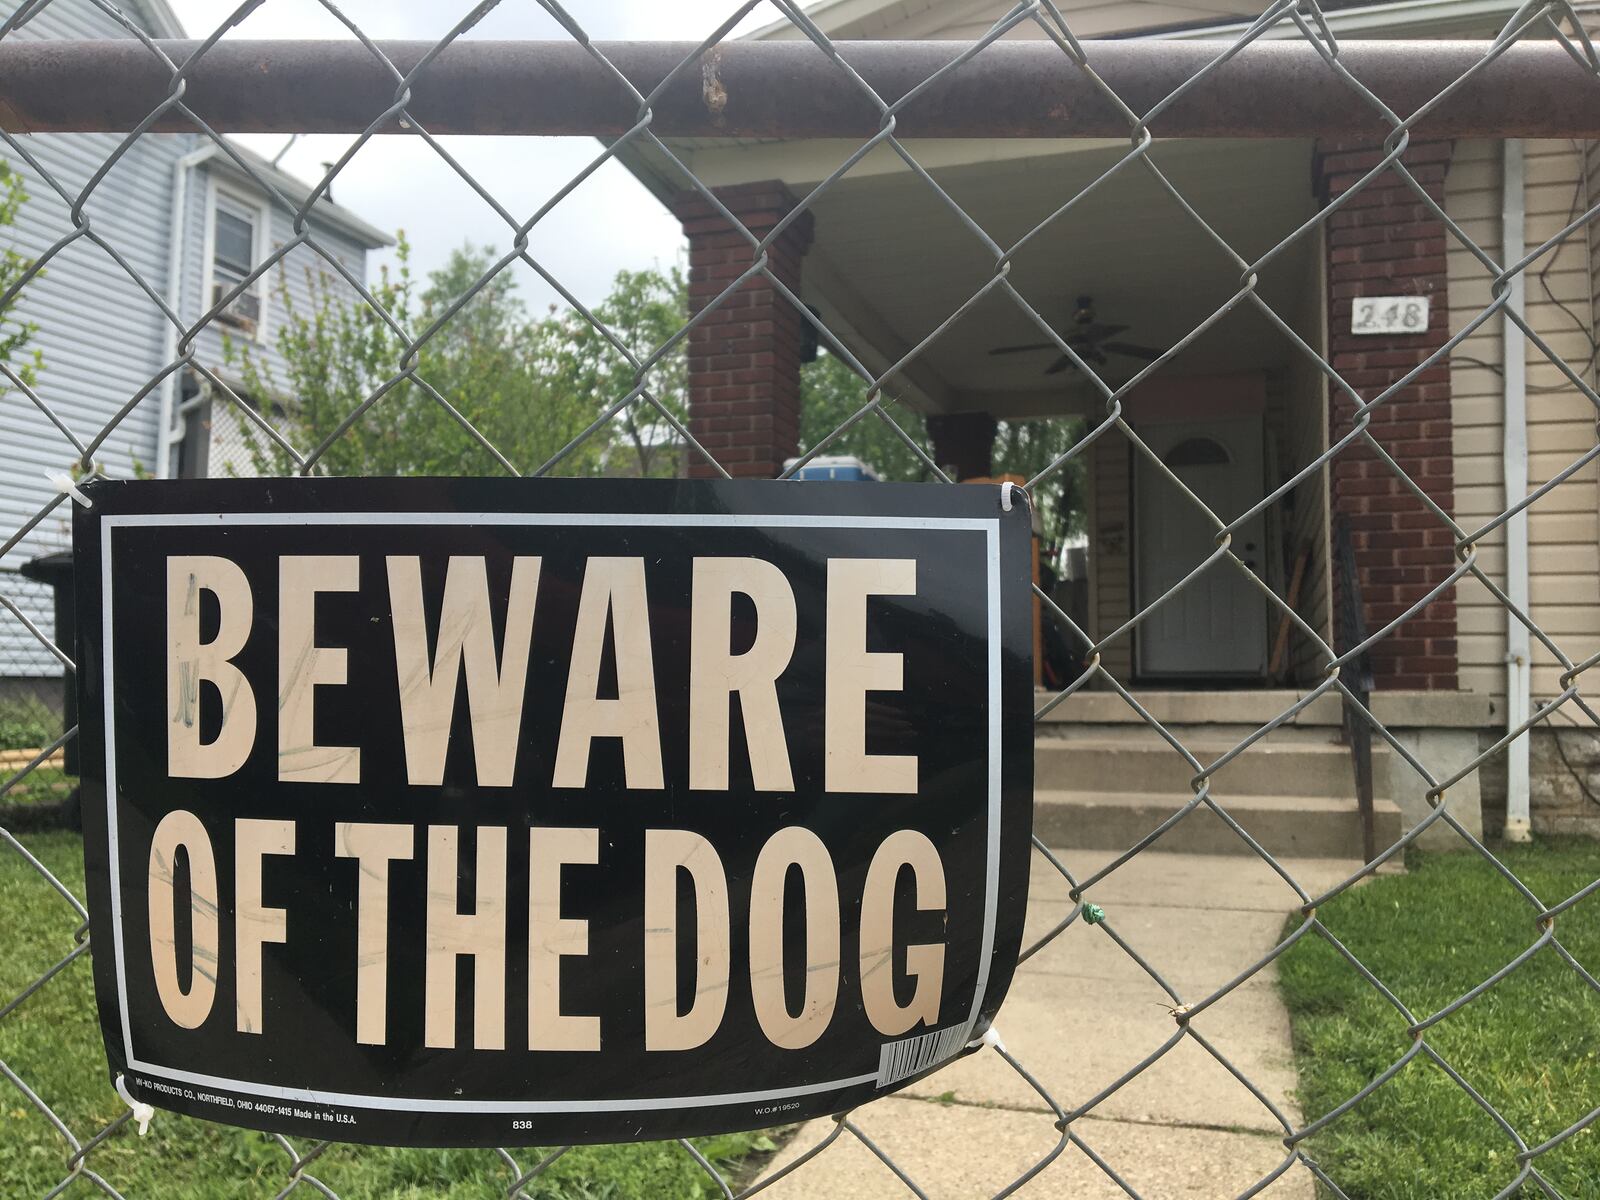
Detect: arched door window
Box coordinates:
(1163, 437, 1231, 469)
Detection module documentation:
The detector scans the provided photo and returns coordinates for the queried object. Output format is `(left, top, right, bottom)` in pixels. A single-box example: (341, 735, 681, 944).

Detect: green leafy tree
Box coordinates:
(229, 241, 685, 478)
(0, 161, 41, 393)
(991, 415, 1088, 548)
(797, 348, 933, 482)
(538, 266, 689, 479)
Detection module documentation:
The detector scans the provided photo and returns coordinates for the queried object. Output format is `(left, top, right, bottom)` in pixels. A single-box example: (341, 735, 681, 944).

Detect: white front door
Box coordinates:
(1135, 417, 1269, 678)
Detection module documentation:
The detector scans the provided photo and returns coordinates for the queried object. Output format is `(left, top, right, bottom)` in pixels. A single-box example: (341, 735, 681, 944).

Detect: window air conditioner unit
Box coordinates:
(212, 282, 261, 334)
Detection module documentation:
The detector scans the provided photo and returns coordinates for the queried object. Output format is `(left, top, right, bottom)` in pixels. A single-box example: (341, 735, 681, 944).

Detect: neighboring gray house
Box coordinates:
(0, 0, 391, 696)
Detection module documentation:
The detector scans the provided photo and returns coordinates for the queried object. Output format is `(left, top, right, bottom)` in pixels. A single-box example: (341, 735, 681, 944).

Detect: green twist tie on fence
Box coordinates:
(1083, 903, 1106, 925)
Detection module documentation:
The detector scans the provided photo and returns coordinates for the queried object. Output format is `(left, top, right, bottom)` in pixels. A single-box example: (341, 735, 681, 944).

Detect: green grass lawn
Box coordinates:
(0, 831, 772, 1199)
(1279, 841, 1600, 1199)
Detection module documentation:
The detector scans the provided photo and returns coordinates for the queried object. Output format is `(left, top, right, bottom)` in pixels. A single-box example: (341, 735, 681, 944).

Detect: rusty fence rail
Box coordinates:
(2, 0, 1599, 1197)
(5, 36, 1600, 139)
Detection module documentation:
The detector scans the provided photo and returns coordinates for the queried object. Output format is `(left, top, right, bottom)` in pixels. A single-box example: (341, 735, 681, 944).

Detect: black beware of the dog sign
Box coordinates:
(73, 477, 1033, 1146)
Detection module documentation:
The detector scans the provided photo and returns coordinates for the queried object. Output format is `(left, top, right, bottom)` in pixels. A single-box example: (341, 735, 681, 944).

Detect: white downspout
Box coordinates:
(155, 143, 219, 478)
(1503, 137, 1533, 843)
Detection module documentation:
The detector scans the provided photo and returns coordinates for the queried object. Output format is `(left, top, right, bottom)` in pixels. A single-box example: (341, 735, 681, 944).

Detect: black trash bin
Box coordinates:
(18, 550, 77, 778)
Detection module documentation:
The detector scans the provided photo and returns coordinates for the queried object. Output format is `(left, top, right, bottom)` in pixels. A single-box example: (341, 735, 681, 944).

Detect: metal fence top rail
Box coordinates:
(1, 37, 1597, 139)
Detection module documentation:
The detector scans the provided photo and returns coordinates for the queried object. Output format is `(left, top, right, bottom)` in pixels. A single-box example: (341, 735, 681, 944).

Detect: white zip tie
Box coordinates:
(114, 1074, 154, 1137)
(44, 468, 92, 508)
(1001, 481, 1016, 512)
(968, 1025, 1007, 1054)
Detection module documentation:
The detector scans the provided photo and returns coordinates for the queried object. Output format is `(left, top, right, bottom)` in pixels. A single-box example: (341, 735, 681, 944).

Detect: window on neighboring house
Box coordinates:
(211, 193, 263, 337)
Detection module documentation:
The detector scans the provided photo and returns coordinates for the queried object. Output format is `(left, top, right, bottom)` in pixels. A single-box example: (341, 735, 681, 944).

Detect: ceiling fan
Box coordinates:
(988, 295, 1164, 375)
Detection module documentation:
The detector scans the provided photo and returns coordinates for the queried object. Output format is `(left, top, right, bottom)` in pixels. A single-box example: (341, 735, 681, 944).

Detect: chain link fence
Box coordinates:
(1, 0, 1599, 1196)
(1, 569, 63, 679)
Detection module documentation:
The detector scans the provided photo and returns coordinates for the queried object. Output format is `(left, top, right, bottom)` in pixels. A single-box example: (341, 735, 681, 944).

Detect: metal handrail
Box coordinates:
(1333, 513, 1378, 864)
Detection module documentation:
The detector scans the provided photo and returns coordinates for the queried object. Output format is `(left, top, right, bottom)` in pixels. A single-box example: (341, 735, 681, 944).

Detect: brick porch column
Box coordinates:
(673, 182, 815, 478)
(1319, 138, 1458, 690)
(927, 410, 997, 481)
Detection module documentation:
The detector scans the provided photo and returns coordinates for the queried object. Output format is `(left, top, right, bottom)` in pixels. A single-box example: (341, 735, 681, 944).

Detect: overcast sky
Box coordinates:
(166, 1, 777, 309)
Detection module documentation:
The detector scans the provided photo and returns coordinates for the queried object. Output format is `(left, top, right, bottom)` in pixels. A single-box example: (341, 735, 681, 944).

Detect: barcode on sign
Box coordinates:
(876, 1026, 970, 1088)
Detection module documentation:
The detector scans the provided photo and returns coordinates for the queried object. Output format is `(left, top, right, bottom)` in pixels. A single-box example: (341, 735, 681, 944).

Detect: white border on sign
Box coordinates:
(101, 510, 1004, 1115)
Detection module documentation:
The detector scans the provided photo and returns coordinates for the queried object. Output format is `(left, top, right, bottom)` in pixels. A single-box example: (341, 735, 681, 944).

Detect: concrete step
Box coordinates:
(1036, 688, 1314, 728)
(1038, 722, 1345, 747)
(1033, 789, 1405, 859)
(1034, 687, 1494, 731)
(1036, 735, 1377, 799)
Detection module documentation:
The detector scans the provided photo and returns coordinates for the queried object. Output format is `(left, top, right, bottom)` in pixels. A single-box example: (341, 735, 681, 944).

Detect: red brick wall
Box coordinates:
(1319, 138, 1458, 690)
(673, 182, 815, 479)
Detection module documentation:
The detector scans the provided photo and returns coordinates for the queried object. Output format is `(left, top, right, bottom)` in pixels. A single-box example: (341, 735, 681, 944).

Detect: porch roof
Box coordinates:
(610, 0, 1525, 419)
(638, 135, 1322, 418)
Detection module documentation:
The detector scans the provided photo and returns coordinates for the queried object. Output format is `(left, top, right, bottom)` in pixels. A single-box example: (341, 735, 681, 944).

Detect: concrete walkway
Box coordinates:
(759, 849, 1363, 1198)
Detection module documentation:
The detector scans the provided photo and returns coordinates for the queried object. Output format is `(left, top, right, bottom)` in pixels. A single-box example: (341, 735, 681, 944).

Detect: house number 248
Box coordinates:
(1351, 295, 1430, 335)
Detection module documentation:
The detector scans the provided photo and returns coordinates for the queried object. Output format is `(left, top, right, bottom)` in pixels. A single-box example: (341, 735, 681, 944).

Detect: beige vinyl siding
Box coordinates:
(1447, 138, 1600, 712)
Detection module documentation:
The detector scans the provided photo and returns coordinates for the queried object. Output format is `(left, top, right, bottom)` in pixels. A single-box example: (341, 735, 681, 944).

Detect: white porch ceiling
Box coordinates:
(791, 137, 1323, 417)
